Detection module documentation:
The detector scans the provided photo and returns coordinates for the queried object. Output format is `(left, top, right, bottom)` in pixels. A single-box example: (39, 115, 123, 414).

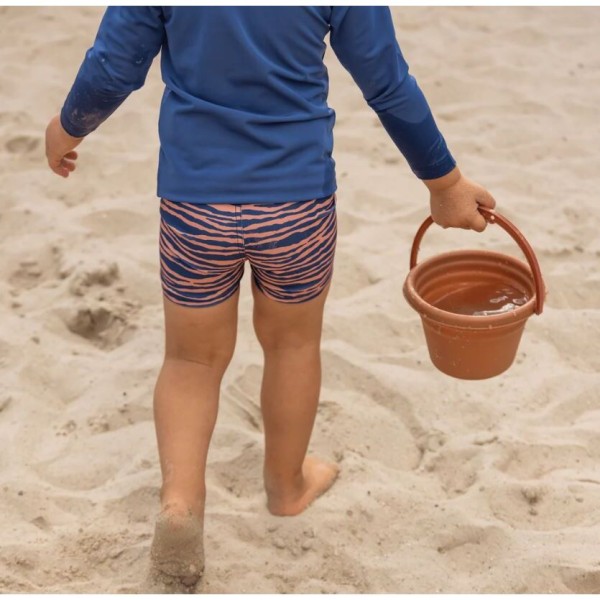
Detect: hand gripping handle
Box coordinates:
(409, 207, 546, 315)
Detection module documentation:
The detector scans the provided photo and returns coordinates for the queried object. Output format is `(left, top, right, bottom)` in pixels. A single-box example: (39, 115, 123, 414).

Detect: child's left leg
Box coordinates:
(154, 291, 238, 515)
(149, 290, 239, 584)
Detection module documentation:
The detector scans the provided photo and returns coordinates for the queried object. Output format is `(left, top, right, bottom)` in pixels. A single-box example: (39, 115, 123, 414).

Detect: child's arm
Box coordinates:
(46, 7, 165, 177)
(329, 7, 495, 231)
(45, 115, 82, 178)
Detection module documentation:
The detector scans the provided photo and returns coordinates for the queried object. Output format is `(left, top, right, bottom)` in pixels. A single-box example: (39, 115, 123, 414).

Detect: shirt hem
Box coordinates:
(156, 183, 338, 205)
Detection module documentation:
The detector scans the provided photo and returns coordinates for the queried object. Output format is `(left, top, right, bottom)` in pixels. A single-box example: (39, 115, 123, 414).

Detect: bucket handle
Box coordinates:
(409, 207, 546, 315)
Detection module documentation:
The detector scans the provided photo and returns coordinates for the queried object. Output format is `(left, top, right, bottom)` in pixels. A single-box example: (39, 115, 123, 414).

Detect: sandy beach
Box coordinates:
(1, 6, 600, 593)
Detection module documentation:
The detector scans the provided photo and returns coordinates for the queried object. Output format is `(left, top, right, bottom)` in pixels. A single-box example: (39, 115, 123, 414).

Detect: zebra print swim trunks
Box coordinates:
(159, 193, 337, 307)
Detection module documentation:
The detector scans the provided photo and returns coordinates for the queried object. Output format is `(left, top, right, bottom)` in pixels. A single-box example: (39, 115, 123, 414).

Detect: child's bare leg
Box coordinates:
(149, 291, 238, 584)
(252, 279, 339, 516)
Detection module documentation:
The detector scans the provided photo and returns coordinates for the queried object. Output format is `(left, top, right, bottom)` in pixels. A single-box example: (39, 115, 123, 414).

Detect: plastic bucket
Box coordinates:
(403, 208, 547, 380)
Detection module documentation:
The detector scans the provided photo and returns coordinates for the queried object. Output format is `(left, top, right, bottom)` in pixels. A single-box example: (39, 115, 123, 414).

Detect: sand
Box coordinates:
(1, 6, 600, 593)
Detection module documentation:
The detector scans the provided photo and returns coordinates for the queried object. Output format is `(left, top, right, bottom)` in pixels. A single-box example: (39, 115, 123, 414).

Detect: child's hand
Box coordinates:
(45, 115, 83, 178)
(424, 167, 496, 232)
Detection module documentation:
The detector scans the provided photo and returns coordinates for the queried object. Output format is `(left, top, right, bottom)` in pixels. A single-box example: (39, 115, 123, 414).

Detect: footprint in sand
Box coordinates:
(0, 396, 12, 413)
(8, 246, 62, 291)
(86, 402, 153, 435)
(62, 301, 138, 350)
(209, 440, 264, 499)
(420, 443, 481, 498)
(494, 439, 594, 480)
(66, 260, 120, 297)
(105, 485, 160, 524)
(558, 566, 600, 594)
(30, 515, 51, 531)
(5, 135, 40, 154)
(434, 523, 511, 562)
(52, 257, 139, 348)
(9, 259, 43, 289)
(483, 480, 594, 530)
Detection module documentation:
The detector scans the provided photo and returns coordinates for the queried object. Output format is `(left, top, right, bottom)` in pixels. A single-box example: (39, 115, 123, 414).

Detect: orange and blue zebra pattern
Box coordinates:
(159, 194, 337, 307)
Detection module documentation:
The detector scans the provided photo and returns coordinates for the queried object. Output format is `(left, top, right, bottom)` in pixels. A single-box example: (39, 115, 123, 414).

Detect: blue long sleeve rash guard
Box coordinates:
(60, 6, 456, 204)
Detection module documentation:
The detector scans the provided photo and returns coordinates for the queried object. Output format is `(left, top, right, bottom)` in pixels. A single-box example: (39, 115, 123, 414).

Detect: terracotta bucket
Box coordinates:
(403, 208, 546, 380)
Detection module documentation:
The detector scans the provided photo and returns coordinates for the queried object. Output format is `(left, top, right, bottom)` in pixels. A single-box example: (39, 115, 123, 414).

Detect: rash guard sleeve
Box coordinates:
(329, 6, 456, 180)
(60, 7, 165, 138)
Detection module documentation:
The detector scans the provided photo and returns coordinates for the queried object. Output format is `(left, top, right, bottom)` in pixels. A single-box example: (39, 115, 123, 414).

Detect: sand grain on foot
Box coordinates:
(149, 511, 205, 588)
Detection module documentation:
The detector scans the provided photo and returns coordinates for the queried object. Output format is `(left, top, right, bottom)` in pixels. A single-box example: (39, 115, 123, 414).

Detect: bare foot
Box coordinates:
(148, 505, 205, 588)
(266, 455, 340, 516)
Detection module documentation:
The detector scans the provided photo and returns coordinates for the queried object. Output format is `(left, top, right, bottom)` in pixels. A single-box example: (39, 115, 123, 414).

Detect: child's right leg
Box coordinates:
(245, 193, 340, 515)
(252, 278, 339, 516)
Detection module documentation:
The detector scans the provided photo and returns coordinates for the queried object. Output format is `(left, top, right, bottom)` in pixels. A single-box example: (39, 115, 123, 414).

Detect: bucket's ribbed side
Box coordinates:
(404, 250, 536, 380)
(421, 315, 527, 380)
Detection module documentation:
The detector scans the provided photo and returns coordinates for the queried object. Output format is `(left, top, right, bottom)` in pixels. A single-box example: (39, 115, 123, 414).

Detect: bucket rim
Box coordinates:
(403, 249, 537, 328)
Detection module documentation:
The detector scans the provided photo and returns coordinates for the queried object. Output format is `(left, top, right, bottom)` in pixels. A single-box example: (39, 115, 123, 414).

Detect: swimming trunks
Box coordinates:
(159, 194, 337, 307)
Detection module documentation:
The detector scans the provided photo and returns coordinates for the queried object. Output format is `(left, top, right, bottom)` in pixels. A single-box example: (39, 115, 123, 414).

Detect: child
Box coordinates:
(45, 6, 496, 588)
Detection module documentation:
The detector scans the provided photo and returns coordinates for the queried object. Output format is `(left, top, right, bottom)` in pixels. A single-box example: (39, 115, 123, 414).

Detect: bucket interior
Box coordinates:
(412, 251, 535, 317)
